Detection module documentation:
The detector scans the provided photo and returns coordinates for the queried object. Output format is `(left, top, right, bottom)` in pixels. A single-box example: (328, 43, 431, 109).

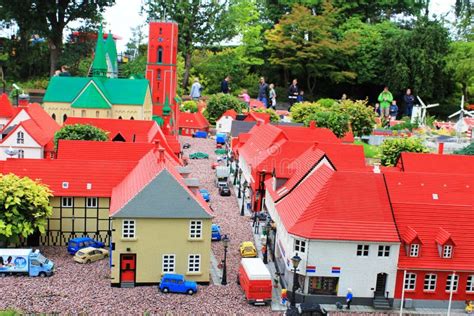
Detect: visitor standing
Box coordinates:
(190, 78, 202, 100)
(389, 100, 399, 120)
(404, 88, 415, 117)
(258, 77, 269, 108)
(59, 65, 71, 77)
(220, 76, 231, 94)
(346, 288, 353, 310)
(377, 86, 393, 118)
(288, 79, 299, 111)
(297, 90, 304, 103)
(269, 84, 276, 109)
(374, 103, 381, 117)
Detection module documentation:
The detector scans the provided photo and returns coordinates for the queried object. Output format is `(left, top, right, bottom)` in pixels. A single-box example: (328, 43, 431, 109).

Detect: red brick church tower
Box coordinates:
(146, 22, 179, 135)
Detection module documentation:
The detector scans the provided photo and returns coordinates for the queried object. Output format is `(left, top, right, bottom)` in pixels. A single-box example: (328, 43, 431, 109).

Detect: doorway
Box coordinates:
(375, 273, 387, 296)
(120, 254, 136, 286)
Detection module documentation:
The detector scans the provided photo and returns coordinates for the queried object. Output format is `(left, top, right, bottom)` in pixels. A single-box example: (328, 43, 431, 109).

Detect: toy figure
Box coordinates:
(466, 300, 473, 314)
(281, 288, 288, 306)
(346, 288, 353, 309)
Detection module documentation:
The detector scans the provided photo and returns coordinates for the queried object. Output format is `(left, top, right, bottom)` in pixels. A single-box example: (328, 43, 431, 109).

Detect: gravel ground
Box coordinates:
(0, 136, 275, 315)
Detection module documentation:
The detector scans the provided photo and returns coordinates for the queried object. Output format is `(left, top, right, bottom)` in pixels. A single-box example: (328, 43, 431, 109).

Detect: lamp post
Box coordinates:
(290, 253, 302, 308)
(233, 159, 239, 185)
(237, 170, 243, 198)
(240, 181, 247, 216)
(221, 234, 230, 285)
(263, 221, 271, 264)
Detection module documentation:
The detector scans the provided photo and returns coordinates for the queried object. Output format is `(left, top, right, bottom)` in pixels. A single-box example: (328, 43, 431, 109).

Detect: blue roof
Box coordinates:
(163, 273, 184, 280)
(69, 237, 96, 242)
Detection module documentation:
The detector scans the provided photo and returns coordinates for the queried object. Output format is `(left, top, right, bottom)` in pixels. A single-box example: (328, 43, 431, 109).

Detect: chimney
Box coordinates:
(256, 120, 261, 126)
(438, 142, 444, 155)
(373, 163, 381, 174)
(309, 121, 316, 129)
(18, 93, 30, 107)
(158, 147, 165, 163)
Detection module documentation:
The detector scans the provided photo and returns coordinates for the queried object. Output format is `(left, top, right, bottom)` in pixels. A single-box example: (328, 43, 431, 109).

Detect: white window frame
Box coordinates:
(466, 275, 474, 292)
(86, 197, 98, 208)
(162, 254, 176, 273)
(61, 197, 73, 208)
(442, 245, 453, 258)
(356, 244, 369, 257)
(188, 254, 201, 273)
(189, 220, 202, 239)
(294, 239, 306, 253)
(378, 245, 390, 257)
(446, 274, 459, 292)
(424, 274, 437, 291)
(122, 219, 136, 239)
(410, 244, 419, 257)
(404, 273, 417, 290)
(17, 131, 24, 144)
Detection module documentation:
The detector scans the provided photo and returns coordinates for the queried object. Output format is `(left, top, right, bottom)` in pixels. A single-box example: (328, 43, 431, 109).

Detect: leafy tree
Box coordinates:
(205, 93, 244, 124)
(316, 98, 338, 108)
(0, 174, 53, 245)
(306, 110, 350, 138)
(54, 124, 108, 148)
(181, 100, 198, 113)
(380, 137, 430, 166)
(0, 0, 116, 75)
(454, 142, 474, 155)
(340, 99, 376, 137)
(290, 102, 322, 123)
(445, 41, 474, 102)
(252, 108, 280, 122)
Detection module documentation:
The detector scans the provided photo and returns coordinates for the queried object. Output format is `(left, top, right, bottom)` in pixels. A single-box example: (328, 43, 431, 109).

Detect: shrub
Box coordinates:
(54, 124, 109, 148)
(340, 99, 376, 137)
(206, 93, 244, 124)
(181, 100, 198, 113)
(454, 143, 474, 155)
(290, 102, 321, 123)
(305, 110, 350, 138)
(380, 137, 430, 166)
(316, 98, 337, 108)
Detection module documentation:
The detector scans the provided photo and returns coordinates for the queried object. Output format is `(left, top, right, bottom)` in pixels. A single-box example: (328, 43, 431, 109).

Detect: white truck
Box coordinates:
(215, 166, 231, 188)
(0, 249, 54, 277)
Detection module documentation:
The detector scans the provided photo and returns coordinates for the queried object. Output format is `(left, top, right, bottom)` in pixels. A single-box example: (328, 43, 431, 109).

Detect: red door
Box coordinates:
(120, 254, 136, 284)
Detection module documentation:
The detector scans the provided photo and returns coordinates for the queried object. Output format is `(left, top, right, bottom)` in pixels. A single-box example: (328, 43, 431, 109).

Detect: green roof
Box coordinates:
(71, 81, 111, 109)
(92, 25, 107, 77)
(105, 30, 118, 74)
(44, 76, 150, 106)
(152, 115, 164, 126)
(112, 169, 213, 219)
(163, 95, 171, 116)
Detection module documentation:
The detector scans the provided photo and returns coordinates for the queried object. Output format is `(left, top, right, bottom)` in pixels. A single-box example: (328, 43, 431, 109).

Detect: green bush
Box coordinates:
(316, 98, 337, 108)
(206, 93, 244, 124)
(380, 137, 430, 166)
(305, 110, 350, 138)
(290, 102, 322, 123)
(340, 99, 376, 137)
(181, 100, 198, 113)
(54, 124, 109, 148)
(454, 143, 474, 155)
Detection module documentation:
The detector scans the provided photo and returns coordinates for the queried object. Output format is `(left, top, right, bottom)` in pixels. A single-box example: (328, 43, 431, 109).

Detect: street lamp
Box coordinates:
(240, 181, 247, 216)
(221, 234, 230, 285)
(233, 159, 239, 185)
(263, 221, 272, 264)
(290, 253, 302, 307)
(237, 169, 243, 198)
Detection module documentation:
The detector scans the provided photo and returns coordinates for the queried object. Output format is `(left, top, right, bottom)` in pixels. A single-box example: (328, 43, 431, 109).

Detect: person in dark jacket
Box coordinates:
(389, 100, 399, 121)
(404, 88, 415, 117)
(220, 76, 231, 94)
(257, 77, 269, 108)
(288, 79, 299, 111)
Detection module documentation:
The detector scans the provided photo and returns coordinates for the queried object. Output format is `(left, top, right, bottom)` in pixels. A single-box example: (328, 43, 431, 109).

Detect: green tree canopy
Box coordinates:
(0, 174, 53, 244)
(205, 93, 243, 124)
(54, 124, 108, 148)
(180, 100, 198, 113)
(445, 41, 474, 102)
(380, 137, 430, 166)
(454, 142, 474, 155)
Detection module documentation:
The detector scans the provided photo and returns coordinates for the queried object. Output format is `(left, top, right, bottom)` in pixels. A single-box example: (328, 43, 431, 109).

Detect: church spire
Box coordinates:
(92, 25, 107, 78)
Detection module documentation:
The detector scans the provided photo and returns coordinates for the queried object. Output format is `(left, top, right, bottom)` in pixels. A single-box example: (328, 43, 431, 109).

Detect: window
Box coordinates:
(96, 111, 100, 118)
(404, 273, 417, 290)
(446, 274, 459, 291)
(122, 220, 136, 239)
(466, 275, 474, 292)
(188, 254, 201, 273)
(63, 114, 68, 123)
(309, 277, 339, 295)
(218, 124, 222, 129)
(62, 197, 73, 207)
(52, 113, 56, 121)
(86, 197, 97, 208)
(294, 240, 306, 253)
(157, 46, 163, 63)
(17, 131, 24, 144)
(424, 274, 437, 291)
(378, 245, 390, 257)
(442, 245, 453, 258)
(356, 245, 369, 256)
(157, 69, 161, 80)
(189, 220, 202, 239)
(162, 254, 175, 273)
(81, 110, 86, 117)
(410, 244, 419, 257)
(17, 149, 24, 158)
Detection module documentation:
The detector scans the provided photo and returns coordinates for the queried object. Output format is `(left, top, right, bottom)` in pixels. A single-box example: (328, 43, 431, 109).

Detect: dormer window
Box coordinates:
(442, 245, 453, 258)
(410, 244, 420, 257)
(17, 131, 24, 144)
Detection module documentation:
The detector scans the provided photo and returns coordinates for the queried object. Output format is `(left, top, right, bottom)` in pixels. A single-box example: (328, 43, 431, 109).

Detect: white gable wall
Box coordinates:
(0, 125, 43, 160)
(3, 109, 31, 130)
(216, 116, 234, 134)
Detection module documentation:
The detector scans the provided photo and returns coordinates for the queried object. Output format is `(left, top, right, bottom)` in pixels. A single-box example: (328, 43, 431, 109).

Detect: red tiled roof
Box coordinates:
(277, 125, 341, 143)
(397, 152, 474, 174)
(401, 226, 421, 244)
(244, 112, 270, 123)
(0, 93, 14, 118)
(272, 164, 399, 242)
(218, 109, 237, 120)
(238, 123, 286, 165)
(165, 135, 181, 155)
(385, 172, 474, 270)
(178, 111, 209, 129)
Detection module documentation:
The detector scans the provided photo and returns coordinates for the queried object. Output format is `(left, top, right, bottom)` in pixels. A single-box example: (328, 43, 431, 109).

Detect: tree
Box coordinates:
(0, 174, 52, 245)
(306, 110, 350, 138)
(205, 94, 243, 124)
(454, 142, 474, 155)
(54, 124, 108, 148)
(181, 100, 198, 113)
(380, 137, 430, 166)
(290, 102, 322, 123)
(445, 41, 474, 102)
(252, 108, 280, 122)
(0, 0, 116, 75)
(143, 0, 236, 90)
(340, 99, 376, 137)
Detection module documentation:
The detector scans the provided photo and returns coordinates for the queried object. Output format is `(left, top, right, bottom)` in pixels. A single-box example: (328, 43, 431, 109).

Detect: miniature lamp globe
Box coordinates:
(222, 234, 230, 248)
(291, 253, 302, 269)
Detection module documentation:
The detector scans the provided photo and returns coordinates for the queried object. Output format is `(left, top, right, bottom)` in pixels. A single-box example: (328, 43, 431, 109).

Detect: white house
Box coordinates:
(216, 109, 237, 134)
(264, 152, 400, 307)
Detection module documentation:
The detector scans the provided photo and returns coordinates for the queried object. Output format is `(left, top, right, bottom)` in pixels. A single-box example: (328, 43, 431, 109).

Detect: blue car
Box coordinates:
(193, 131, 208, 138)
(216, 133, 226, 145)
(67, 237, 105, 255)
(199, 189, 210, 202)
(159, 273, 197, 295)
(212, 224, 222, 241)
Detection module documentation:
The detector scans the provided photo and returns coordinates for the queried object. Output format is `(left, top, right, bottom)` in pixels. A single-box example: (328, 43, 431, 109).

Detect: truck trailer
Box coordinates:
(0, 249, 54, 277)
(238, 258, 273, 305)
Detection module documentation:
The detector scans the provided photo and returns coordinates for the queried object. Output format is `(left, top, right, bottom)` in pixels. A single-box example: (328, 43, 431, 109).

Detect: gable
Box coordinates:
(112, 169, 212, 219)
(3, 109, 31, 131)
(0, 124, 41, 148)
(71, 81, 112, 109)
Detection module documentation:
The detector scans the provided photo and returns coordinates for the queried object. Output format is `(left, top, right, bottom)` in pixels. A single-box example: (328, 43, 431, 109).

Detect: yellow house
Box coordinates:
(110, 164, 213, 287)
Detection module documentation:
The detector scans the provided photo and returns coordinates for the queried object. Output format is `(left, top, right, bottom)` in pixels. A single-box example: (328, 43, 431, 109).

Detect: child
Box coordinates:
(297, 90, 304, 103)
(389, 100, 398, 121)
(239, 89, 251, 110)
(374, 103, 381, 117)
(269, 83, 276, 109)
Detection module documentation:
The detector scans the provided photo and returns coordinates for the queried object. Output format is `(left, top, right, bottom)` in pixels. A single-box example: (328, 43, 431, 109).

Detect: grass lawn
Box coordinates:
(355, 140, 381, 159)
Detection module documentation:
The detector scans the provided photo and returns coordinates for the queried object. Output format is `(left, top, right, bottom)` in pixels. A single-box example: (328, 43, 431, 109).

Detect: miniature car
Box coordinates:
(215, 149, 226, 155)
(212, 224, 222, 241)
(216, 156, 227, 162)
(251, 212, 268, 222)
(285, 303, 328, 316)
(219, 185, 231, 196)
(192, 131, 208, 138)
(182, 143, 191, 149)
(159, 273, 197, 295)
(216, 144, 223, 149)
(73, 247, 109, 264)
(189, 152, 209, 159)
(211, 162, 220, 169)
(240, 241, 257, 258)
(67, 237, 105, 255)
(199, 188, 210, 202)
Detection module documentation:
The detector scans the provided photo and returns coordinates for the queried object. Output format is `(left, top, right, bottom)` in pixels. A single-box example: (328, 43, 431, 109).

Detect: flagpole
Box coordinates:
(399, 270, 406, 316)
(447, 271, 456, 316)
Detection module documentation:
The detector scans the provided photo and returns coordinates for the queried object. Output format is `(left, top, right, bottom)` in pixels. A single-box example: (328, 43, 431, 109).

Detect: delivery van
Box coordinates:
(238, 258, 272, 305)
(0, 249, 54, 277)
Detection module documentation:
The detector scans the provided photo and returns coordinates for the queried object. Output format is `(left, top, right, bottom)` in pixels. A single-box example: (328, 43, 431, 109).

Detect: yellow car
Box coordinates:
(239, 241, 257, 258)
(73, 247, 109, 264)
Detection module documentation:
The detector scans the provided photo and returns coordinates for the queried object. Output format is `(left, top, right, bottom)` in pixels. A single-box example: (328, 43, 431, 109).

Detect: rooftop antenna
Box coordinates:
(415, 96, 439, 126)
(4, 146, 18, 158)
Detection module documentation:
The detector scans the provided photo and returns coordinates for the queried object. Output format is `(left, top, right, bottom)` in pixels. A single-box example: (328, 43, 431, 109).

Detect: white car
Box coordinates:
(73, 247, 109, 264)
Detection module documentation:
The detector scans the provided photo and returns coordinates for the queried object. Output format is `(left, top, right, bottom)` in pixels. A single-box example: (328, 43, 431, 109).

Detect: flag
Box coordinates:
(331, 266, 341, 274)
(306, 265, 316, 273)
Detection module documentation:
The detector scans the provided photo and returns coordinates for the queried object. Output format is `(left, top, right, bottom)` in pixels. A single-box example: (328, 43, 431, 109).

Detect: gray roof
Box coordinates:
(230, 121, 256, 137)
(272, 122, 304, 127)
(184, 178, 200, 187)
(112, 169, 212, 219)
(177, 166, 192, 175)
